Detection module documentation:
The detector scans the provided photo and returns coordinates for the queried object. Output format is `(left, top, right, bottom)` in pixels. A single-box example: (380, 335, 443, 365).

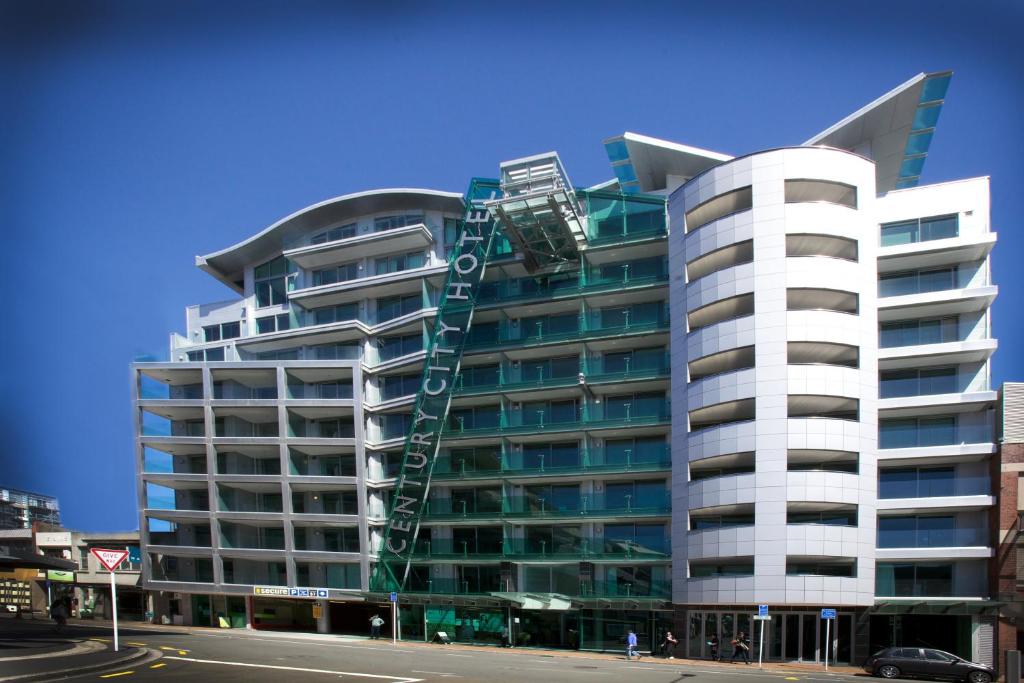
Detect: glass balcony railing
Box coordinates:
(879, 372, 962, 398)
(877, 526, 988, 548)
(433, 445, 671, 480)
(878, 268, 971, 298)
(578, 189, 668, 246)
(287, 384, 354, 400)
(406, 537, 669, 560)
(878, 473, 990, 498)
(421, 492, 669, 520)
(463, 315, 670, 351)
(444, 402, 670, 437)
(579, 579, 672, 599)
(879, 419, 993, 449)
(453, 354, 670, 395)
(474, 272, 668, 307)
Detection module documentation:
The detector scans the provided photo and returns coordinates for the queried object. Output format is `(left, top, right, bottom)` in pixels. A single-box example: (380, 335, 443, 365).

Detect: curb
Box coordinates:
(0, 646, 158, 682)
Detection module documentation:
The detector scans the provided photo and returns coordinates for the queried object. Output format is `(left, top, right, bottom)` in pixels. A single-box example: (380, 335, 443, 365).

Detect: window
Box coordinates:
(310, 343, 360, 360)
(521, 355, 579, 381)
(374, 214, 424, 232)
(312, 262, 359, 287)
(786, 561, 855, 577)
(786, 288, 858, 314)
(254, 257, 295, 308)
(312, 303, 359, 326)
(786, 234, 858, 261)
(379, 373, 421, 401)
(784, 179, 857, 209)
(690, 562, 754, 577)
(310, 223, 357, 244)
(879, 267, 958, 297)
(878, 516, 957, 548)
(255, 348, 300, 361)
(787, 509, 858, 526)
(377, 294, 421, 322)
(879, 416, 956, 449)
(686, 240, 754, 281)
(880, 367, 957, 398)
(880, 214, 958, 247)
(880, 317, 959, 348)
(687, 294, 754, 330)
(691, 512, 755, 530)
(604, 522, 667, 555)
(876, 563, 954, 597)
(684, 186, 752, 233)
(188, 347, 226, 362)
(879, 467, 957, 499)
(375, 251, 426, 275)
(203, 321, 241, 342)
(378, 334, 422, 361)
(256, 313, 291, 334)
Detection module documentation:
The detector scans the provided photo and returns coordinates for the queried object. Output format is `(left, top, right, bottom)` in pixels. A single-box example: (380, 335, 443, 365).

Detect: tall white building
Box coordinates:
(134, 70, 999, 664)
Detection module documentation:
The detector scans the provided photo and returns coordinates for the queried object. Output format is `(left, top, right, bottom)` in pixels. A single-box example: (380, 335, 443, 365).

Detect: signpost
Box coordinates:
(820, 609, 837, 670)
(754, 605, 770, 668)
(389, 592, 398, 644)
(91, 548, 129, 652)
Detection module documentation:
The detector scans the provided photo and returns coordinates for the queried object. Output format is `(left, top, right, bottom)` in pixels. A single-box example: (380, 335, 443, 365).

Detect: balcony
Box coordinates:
(433, 444, 671, 481)
(405, 536, 669, 560)
(284, 223, 434, 270)
(474, 270, 668, 310)
(453, 354, 670, 397)
(578, 189, 667, 247)
(421, 491, 669, 522)
(444, 401, 670, 439)
(288, 264, 445, 311)
(463, 312, 670, 352)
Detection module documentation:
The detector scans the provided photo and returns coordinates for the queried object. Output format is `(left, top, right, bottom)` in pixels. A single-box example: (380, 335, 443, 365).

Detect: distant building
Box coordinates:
(33, 530, 144, 619)
(0, 487, 60, 530)
(996, 383, 1024, 666)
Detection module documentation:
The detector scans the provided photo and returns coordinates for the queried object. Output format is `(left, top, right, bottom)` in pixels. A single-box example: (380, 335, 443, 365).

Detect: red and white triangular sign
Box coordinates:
(91, 548, 129, 572)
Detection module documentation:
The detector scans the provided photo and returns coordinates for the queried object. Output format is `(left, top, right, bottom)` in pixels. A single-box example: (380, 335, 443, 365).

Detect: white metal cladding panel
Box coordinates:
(973, 616, 994, 668)
(1002, 383, 1024, 443)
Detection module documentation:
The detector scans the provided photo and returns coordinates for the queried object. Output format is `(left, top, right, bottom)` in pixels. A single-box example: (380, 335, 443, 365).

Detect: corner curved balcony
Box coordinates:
(688, 398, 755, 432)
(685, 239, 754, 283)
(786, 417, 865, 451)
(787, 367, 864, 402)
(686, 525, 757, 561)
(785, 521, 863, 557)
(685, 314, 755, 362)
(681, 209, 753, 267)
(878, 232, 996, 274)
(785, 471, 862, 505)
(288, 264, 447, 310)
(684, 263, 755, 316)
(878, 390, 998, 418)
(686, 368, 756, 413)
(878, 338, 998, 371)
(877, 285, 998, 322)
(687, 420, 756, 462)
(283, 223, 435, 270)
(686, 472, 756, 511)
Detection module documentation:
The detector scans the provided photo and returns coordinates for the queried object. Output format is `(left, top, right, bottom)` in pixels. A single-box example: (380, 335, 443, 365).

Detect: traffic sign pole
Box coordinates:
(758, 619, 764, 668)
(824, 618, 830, 670)
(90, 548, 129, 653)
(110, 570, 119, 652)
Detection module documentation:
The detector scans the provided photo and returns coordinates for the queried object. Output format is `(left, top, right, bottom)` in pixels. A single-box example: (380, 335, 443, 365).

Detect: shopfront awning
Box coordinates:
(870, 599, 1002, 616)
(0, 553, 76, 571)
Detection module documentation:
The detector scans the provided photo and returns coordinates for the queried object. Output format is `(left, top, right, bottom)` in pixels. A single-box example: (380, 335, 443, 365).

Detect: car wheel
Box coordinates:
(877, 664, 901, 679)
(966, 672, 991, 683)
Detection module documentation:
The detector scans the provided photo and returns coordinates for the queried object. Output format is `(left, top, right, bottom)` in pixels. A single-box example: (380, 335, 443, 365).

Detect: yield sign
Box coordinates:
(91, 548, 129, 572)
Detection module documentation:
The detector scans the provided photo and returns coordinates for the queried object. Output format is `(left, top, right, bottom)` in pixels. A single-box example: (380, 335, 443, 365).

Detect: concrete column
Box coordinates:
(245, 595, 255, 629)
(316, 600, 331, 634)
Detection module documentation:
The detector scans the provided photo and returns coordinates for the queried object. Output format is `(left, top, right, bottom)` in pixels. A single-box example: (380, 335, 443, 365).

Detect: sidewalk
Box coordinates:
(60, 615, 863, 676)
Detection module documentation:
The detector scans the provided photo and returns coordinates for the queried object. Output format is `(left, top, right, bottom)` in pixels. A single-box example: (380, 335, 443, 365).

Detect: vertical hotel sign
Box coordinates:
(373, 178, 501, 591)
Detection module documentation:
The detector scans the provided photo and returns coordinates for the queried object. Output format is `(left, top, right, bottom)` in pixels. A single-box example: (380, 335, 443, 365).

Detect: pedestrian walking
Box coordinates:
(501, 625, 511, 648)
(626, 629, 641, 660)
(660, 630, 678, 659)
(369, 614, 385, 639)
(708, 633, 720, 661)
(730, 631, 751, 664)
(50, 598, 68, 632)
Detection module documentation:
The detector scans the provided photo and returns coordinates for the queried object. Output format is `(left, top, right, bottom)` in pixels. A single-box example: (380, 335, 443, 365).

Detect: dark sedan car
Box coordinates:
(864, 647, 993, 682)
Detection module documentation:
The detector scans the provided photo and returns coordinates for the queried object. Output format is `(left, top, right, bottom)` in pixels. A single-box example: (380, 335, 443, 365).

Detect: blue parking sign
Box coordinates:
(821, 608, 836, 619)
(758, 604, 768, 617)
(389, 592, 398, 603)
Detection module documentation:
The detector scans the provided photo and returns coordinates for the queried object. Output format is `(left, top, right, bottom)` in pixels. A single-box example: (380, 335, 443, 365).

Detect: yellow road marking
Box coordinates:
(178, 650, 188, 655)
(126, 642, 147, 646)
(149, 663, 166, 669)
(99, 672, 134, 679)
(784, 678, 800, 681)
(158, 646, 180, 651)
(90, 638, 112, 643)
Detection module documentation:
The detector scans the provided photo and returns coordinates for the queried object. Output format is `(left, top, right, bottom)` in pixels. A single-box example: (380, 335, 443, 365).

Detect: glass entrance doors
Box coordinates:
(686, 610, 853, 664)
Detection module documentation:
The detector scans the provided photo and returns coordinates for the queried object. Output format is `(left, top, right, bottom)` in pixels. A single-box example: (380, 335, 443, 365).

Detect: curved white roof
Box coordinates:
(196, 188, 464, 292)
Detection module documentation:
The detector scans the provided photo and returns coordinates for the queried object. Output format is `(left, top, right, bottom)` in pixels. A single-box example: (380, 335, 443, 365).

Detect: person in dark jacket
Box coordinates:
(730, 631, 751, 664)
(660, 630, 678, 658)
(709, 633, 720, 661)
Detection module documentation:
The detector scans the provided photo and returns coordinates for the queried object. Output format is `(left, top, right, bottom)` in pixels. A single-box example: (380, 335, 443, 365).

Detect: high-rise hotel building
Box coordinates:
(134, 71, 1000, 664)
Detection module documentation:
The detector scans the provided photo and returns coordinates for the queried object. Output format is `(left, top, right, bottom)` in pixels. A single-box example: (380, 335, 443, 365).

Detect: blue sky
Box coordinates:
(2, 1, 1021, 531)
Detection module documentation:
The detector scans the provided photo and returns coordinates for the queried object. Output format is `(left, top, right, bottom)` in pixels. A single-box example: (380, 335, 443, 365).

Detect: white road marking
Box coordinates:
(163, 656, 422, 682)
(198, 633, 418, 653)
(441, 653, 472, 658)
(410, 671, 460, 677)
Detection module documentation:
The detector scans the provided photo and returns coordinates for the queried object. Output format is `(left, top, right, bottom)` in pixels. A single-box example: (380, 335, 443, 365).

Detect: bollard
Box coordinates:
(1006, 649, 1021, 683)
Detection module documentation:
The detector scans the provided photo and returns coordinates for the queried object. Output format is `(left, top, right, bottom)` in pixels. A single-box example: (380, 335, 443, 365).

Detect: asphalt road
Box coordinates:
(39, 623, 869, 683)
